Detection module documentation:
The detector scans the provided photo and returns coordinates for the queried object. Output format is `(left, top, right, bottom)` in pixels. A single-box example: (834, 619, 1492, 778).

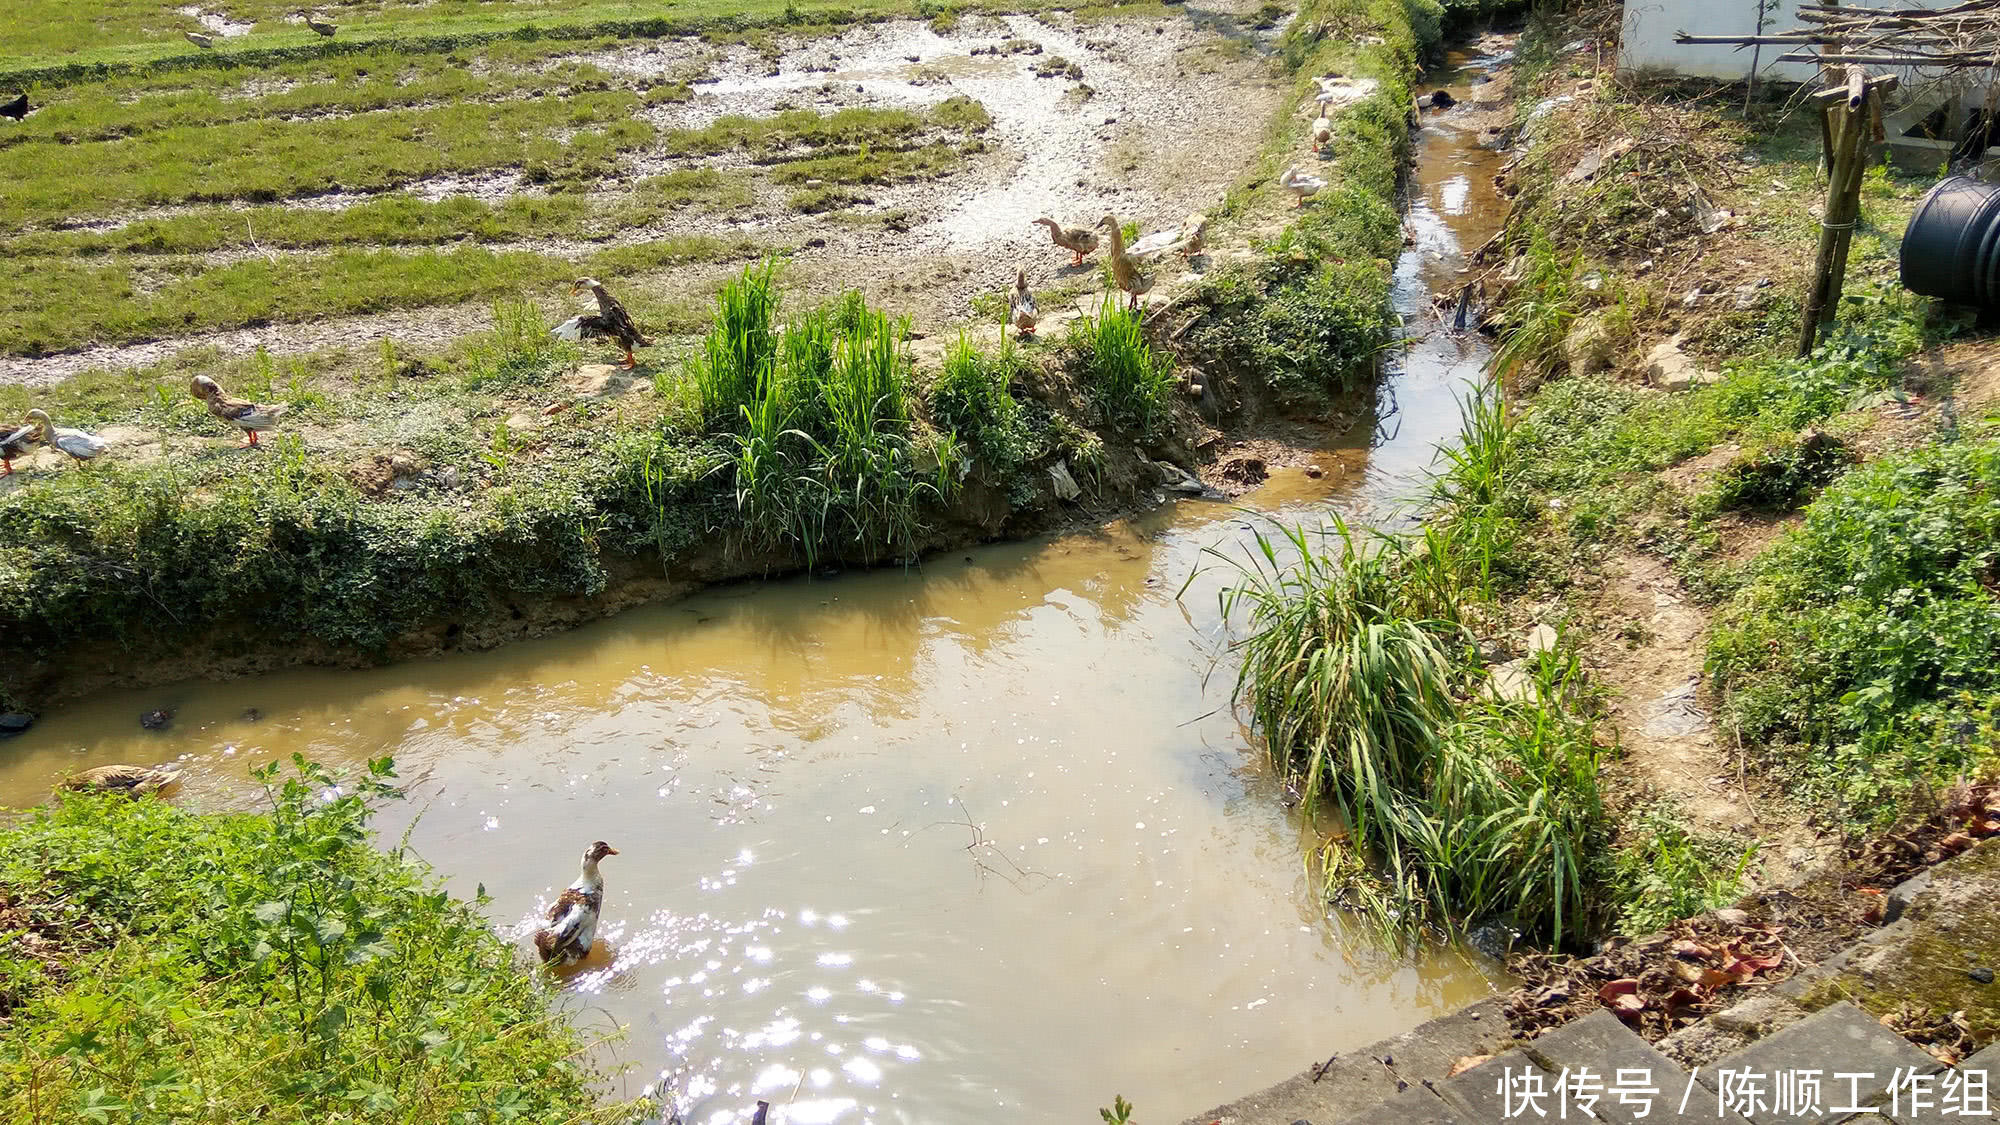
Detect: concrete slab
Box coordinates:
(1431, 1049, 1549, 1123)
(1179, 998, 1512, 1125)
(1708, 1003, 1946, 1125)
(1524, 1010, 1752, 1125)
(1959, 1041, 2000, 1078)
(1345, 1085, 1465, 1125)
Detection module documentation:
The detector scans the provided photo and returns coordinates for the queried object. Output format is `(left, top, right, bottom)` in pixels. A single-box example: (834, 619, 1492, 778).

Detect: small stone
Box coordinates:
(241, 708, 263, 723)
(140, 709, 174, 731)
(0, 712, 34, 738)
(1715, 907, 1751, 926)
(1526, 624, 1558, 654)
(1972, 967, 1995, 984)
(1304, 465, 1324, 479)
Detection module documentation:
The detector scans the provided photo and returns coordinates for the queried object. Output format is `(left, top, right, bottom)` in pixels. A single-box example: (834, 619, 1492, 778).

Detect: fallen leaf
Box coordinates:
(1671, 940, 1712, 960)
(1665, 986, 1705, 1015)
(1699, 968, 1735, 991)
(1448, 1054, 1495, 1077)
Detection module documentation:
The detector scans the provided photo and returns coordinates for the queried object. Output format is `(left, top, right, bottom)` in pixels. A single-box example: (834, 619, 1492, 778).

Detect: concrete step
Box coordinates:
(1704, 1002, 1948, 1125)
(1522, 1009, 1751, 1125)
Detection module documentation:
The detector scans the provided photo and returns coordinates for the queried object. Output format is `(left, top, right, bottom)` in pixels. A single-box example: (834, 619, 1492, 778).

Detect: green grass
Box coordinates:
(0, 236, 759, 357)
(1708, 435, 2000, 825)
(672, 259, 962, 566)
(1207, 512, 1610, 946)
(1067, 297, 1174, 435)
(0, 93, 655, 232)
(0, 756, 646, 1125)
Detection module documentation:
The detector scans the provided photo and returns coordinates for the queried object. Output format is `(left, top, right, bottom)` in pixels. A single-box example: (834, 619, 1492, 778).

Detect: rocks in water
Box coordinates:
(1304, 464, 1324, 479)
(1426, 89, 1456, 109)
(241, 707, 263, 723)
(1218, 456, 1268, 487)
(140, 708, 174, 731)
(0, 712, 34, 738)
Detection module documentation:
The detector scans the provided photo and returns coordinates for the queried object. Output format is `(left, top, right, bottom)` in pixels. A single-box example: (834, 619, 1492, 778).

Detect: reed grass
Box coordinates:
(1068, 297, 1174, 434)
(1209, 514, 1608, 944)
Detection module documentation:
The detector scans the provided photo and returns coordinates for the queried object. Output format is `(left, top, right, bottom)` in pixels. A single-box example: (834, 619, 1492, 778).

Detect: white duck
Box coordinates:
(1125, 212, 1210, 262)
(534, 840, 618, 965)
(27, 410, 106, 467)
(1009, 269, 1039, 336)
(1310, 114, 1333, 154)
(1279, 166, 1328, 208)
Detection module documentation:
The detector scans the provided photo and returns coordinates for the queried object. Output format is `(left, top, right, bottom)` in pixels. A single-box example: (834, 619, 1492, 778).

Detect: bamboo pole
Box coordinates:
(1798, 66, 1878, 357)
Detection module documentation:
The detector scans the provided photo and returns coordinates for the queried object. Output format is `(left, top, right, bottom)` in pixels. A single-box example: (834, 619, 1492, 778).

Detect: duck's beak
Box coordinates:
(605, 847, 619, 856)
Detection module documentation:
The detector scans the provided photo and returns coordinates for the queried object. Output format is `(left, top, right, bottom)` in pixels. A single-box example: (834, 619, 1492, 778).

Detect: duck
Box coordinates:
(1096, 215, 1155, 312)
(1, 93, 26, 121)
(0, 419, 40, 475)
(1310, 114, 1333, 154)
(62, 763, 183, 796)
(1124, 212, 1208, 263)
(1032, 217, 1099, 267)
(185, 31, 214, 49)
(190, 375, 288, 447)
(1008, 269, 1038, 336)
(27, 410, 106, 467)
(553, 278, 652, 370)
(534, 840, 618, 965)
(300, 10, 336, 36)
(1279, 166, 1328, 208)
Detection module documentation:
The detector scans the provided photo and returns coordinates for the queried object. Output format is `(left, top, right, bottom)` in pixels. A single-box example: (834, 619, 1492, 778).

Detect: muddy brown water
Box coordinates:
(0, 46, 1513, 1125)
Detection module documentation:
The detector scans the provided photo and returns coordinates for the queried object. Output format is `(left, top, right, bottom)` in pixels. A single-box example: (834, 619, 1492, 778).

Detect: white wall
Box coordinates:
(1619, 0, 1945, 84)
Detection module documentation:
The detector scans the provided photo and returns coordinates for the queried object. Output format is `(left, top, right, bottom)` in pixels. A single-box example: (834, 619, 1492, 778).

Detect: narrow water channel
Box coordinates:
(0, 44, 1512, 1125)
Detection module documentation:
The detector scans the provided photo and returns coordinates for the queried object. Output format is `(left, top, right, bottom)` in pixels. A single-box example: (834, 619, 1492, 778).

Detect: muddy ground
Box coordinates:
(0, 4, 1294, 387)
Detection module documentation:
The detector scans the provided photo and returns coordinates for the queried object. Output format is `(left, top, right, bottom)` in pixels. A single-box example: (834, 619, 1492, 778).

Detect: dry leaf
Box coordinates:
(1448, 1054, 1495, 1077)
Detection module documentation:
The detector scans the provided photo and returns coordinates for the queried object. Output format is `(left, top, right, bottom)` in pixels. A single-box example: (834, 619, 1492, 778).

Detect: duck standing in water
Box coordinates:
(553, 278, 652, 370)
(191, 375, 288, 447)
(534, 840, 618, 965)
(27, 410, 106, 467)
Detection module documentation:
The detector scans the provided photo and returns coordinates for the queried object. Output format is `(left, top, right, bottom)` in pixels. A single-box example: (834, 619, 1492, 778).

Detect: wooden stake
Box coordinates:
(1799, 66, 1876, 357)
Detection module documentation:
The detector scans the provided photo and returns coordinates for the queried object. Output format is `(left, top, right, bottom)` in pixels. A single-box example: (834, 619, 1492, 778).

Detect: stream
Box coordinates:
(0, 44, 1512, 1125)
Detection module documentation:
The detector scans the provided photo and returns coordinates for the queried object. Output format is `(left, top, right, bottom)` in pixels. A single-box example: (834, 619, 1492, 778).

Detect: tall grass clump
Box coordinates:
(930, 333, 1034, 485)
(1068, 297, 1174, 434)
(461, 297, 578, 392)
(680, 260, 958, 566)
(1208, 516, 1609, 945)
(0, 756, 647, 1125)
(679, 256, 781, 426)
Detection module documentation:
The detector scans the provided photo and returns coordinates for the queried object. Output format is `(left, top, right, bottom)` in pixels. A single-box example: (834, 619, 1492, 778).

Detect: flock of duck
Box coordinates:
(1, 375, 287, 476)
(1007, 77, 1342, 333)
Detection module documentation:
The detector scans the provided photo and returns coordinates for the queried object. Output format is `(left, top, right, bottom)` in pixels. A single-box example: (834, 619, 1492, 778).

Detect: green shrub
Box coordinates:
(1208, 515, 1609, 944)
(0, 756, 644, 1124)
(1611, 805, 1758, 936)
(1709, 436, 2000, 823)
(930, 333, 1034, 479)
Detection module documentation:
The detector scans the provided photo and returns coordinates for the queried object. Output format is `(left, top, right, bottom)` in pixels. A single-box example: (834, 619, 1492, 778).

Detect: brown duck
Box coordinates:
(191, 375, 288, 446)
(534, 841, 617, 964)
(553, 278, 652, 369)
(62, 763, 183, 796)
(1033, 217, 1099, 266)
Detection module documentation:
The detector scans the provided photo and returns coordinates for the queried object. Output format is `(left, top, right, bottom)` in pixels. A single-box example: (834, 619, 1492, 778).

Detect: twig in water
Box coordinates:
(907, 794, 1052, 892)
